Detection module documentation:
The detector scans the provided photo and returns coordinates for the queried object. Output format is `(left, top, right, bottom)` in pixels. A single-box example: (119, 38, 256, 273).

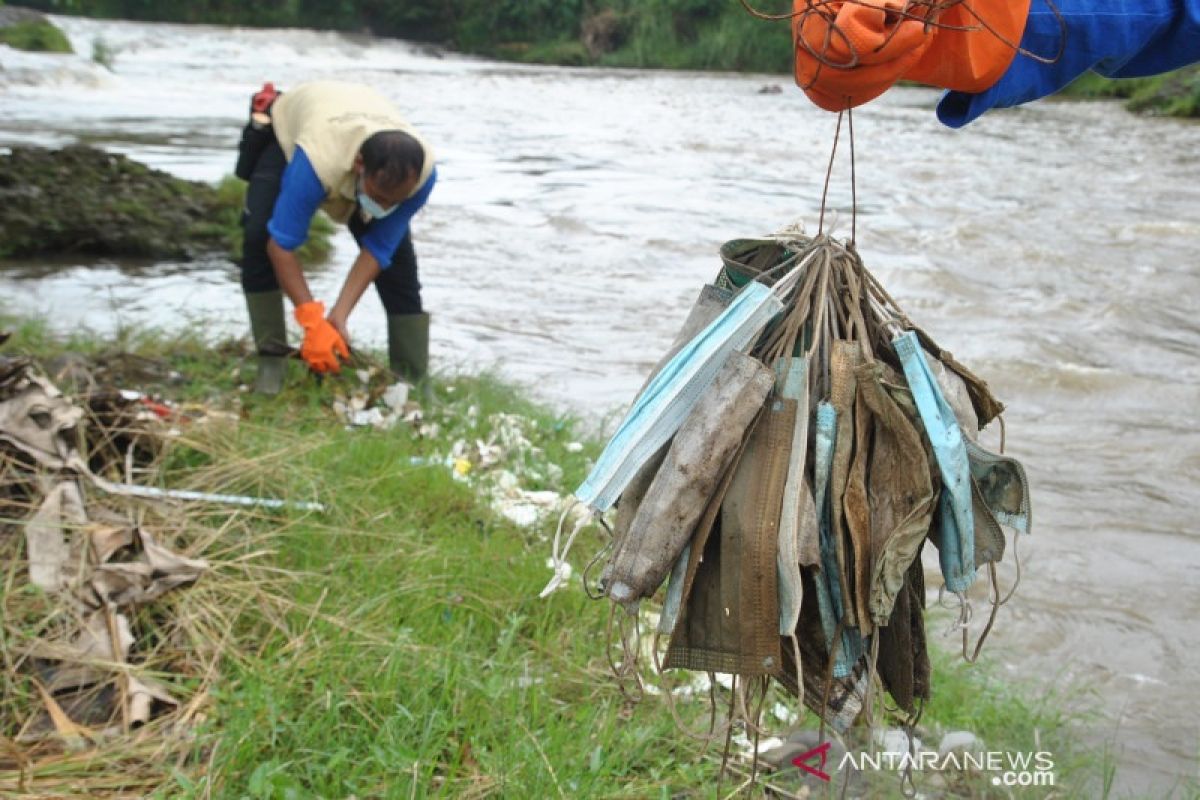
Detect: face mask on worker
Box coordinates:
(356, 175, 397, 219)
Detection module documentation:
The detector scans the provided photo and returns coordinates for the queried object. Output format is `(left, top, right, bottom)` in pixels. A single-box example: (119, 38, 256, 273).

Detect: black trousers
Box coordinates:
(239, 140, 423, 315)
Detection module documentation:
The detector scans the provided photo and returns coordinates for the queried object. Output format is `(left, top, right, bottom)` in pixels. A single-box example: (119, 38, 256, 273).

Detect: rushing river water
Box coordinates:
(2, 15, 1198, 794)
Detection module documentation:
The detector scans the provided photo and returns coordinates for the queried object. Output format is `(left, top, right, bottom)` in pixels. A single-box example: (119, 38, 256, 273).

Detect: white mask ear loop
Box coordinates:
(539, 499, 591, 598)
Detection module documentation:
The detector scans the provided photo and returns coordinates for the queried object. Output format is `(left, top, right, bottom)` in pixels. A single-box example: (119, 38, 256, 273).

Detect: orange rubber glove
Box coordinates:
(792, 0, 1030, 112)
(294, 301, 349, 374)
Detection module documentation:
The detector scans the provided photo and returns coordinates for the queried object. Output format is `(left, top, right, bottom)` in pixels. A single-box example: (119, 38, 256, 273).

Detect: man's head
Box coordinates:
(354, 130, 425, 214)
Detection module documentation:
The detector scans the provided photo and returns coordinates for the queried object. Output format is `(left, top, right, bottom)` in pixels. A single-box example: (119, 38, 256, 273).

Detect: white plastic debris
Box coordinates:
(381, 382, 410, 410)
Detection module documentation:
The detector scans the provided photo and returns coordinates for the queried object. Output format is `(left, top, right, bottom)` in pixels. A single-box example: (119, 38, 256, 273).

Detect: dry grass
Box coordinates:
(0, 392, 333, 797)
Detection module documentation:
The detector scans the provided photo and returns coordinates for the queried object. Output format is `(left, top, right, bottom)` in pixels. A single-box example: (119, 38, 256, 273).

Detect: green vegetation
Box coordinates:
(0, 147, 333, 263)
(20, 0, 799, 74)
(212, 174, 335, 265)
(21, 0, 1200, 118)
(1061, 65, 1200, 119)
(0, 18, 72, 52)
(0, 314, 1124, 797)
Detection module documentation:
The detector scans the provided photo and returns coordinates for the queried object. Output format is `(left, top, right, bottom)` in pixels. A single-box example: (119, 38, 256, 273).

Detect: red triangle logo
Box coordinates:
(792, 741, 832, 782)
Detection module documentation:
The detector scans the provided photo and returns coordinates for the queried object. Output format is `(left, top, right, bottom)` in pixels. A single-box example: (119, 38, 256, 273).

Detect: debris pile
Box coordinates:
(332, 368, 425, 432)
(0, 347, 268, 794)
(554, 230, 1031, 764)
(440, 407, 580, 532)
(0, 353, 208, 735)
(332, 372, 584, 533)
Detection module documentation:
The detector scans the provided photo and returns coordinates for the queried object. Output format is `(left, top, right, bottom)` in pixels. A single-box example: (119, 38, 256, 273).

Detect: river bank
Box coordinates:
(0, 315, 1114, 797)
(0, 145, 334, 262)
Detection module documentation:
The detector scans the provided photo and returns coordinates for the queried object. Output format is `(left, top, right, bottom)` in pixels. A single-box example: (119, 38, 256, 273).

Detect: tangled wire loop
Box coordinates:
(740, 0, 1063, 71)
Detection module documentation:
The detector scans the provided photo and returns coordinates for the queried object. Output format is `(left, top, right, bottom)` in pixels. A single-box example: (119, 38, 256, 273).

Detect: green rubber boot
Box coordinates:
(244, 289, 289, 395)
(387, 312, 431, 395)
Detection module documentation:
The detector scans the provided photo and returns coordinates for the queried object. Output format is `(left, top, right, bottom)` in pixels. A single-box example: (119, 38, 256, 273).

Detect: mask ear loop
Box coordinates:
(817, 619, 845, 745)
(818, 112, 843, 237)
(749, 675, 770, 787)
(604, 603, 638, 704)
(581, 516, 614, 601)
(650, 631, 730, 747)
(936, 585, 973, 638)
(959, 414, 1023, 661)
(788, 633, 806, 727)
(538, 499, 590, 598)
(962, 562, 1001, 664)
(898, 696, 925, 798)
(836, 634, 879, 800)
(717, 674, 739, 796)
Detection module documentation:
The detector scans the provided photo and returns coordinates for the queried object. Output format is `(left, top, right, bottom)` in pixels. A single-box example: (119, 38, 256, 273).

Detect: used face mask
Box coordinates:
(575, 280, 783, 512)
(605, 349, 774, 607)
(357, 177, 398, 219)
(813, 401, 865, 679)
(892, 331, 975, 594)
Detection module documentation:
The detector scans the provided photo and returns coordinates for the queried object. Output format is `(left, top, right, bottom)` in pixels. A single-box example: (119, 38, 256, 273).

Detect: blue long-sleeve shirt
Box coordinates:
(938, 0, 1200, 127)
(267, 145, 437, 266)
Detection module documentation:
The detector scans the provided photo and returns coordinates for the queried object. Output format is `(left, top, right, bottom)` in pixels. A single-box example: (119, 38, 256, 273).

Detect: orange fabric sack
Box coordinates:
(792, 0, 1031, 112)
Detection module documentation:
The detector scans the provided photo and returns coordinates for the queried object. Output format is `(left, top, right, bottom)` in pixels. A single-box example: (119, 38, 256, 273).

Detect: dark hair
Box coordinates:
(360, 130, 425, 191)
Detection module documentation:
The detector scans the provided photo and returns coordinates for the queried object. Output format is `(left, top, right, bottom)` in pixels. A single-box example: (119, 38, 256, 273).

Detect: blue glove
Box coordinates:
(938, 0, 1200, 127)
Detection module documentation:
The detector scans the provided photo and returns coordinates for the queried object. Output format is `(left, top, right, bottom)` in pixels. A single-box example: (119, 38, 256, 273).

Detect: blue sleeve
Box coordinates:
(266, 146, 326, 251)
(938, 0, 1200, 128)
(361, 166, 437, 268)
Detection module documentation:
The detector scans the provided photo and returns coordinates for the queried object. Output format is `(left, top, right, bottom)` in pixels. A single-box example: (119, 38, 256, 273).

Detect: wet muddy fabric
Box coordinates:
(664, 398, 795, 676)
(607, 350, 774, 605)
(828, 342, 862, 628)
(845, 356, 875, 637)
(776, 356, 810, 635)
(965, 438, 1033, 566)
(927, 352, 979, 440)
(966, 439, 1032, 535)
(812, 401, 865, 678)
(24, 480, 87, 591)
(855, 360, 935, 626)
(778, 571, 868, 732)
(876, 545, 930, 714)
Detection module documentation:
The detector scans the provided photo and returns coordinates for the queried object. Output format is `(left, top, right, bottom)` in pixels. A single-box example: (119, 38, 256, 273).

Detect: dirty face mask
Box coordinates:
(892, 331, 975, 594)
(0, 375, 83, 468)
(605, 350, 774, 606)
(575, 281, 783, 512)
(356, 177, 397, 219)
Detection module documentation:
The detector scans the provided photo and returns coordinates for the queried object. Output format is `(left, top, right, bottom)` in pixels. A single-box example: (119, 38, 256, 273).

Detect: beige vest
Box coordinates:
(271, 81, 435, 224)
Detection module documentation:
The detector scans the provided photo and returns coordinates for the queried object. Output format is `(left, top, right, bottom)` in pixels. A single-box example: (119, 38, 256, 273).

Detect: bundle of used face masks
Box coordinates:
(545, 229, 1031, 735)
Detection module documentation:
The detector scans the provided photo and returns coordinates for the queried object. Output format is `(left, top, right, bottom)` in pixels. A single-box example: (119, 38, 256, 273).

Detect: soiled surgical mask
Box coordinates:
(357, 177, 397, 219)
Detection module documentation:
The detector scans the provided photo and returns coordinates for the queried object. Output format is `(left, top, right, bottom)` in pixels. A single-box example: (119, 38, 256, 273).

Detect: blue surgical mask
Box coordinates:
(574, 280, 783, 512)
(892, 331, 976, 594)
(357, 177, 397, 219)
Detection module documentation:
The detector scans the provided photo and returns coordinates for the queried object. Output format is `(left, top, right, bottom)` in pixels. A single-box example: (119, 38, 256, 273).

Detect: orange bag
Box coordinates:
(792, 0, 1031, 112)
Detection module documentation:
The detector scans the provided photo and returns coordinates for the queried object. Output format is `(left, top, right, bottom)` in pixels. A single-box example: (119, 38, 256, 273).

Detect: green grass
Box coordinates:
(599, 4, 792, 74)
(211, 175, 336, 265)
(0, 315, 1126, 798)
(0, 19, 72, 53)
(1060, 66, 1200, 119)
